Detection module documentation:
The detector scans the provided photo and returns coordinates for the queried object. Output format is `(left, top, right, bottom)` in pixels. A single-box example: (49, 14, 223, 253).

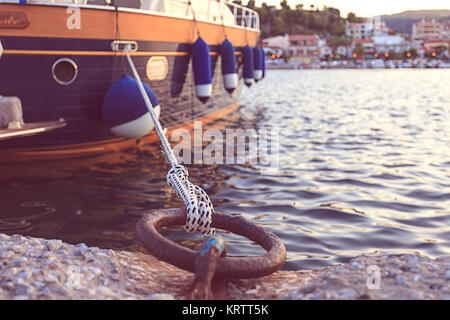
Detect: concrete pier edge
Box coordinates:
(0, 233, 449, 300)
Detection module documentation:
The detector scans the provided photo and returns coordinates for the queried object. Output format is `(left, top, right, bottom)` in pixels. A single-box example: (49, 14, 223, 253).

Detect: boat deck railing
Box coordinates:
(0, 0, 260, 31)
(167, 0, 260, 30)
(228, 0, 260, 30)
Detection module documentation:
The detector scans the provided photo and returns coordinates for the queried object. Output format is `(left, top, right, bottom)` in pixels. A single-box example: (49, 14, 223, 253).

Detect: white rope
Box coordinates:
(124, 46, 215, 235)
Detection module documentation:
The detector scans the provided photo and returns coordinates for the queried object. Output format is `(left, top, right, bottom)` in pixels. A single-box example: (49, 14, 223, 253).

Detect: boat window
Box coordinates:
(52, 58, 78, 85)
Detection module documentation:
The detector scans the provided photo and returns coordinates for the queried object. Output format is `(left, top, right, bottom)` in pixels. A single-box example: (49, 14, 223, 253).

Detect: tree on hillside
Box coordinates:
(347, 12, 364, 23)
(280, 0, 289, 9)
(254, 2, 276, 38)
(326, 7, 341, 17)
(329, 35, 352, 51)
(272, 14, 288, 35)
(246, 0, 255, 9)
(251, 2, 362, 38)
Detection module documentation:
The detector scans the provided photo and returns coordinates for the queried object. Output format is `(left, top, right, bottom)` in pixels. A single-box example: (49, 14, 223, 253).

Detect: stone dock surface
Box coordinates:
(1, 233, 449, 300)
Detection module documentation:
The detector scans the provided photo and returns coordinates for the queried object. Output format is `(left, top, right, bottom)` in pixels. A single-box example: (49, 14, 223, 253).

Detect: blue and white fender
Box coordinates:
(253, 47, 263, 82)
(260, 47, 266, 79)
(220, 39, 238, 93)
(242, 45, 254, 87)
(102, 74, 161, 139)
(192, 37, 212, 102)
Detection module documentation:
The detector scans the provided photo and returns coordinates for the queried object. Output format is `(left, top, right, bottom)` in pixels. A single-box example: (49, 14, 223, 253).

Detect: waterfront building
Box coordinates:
(366, 16, 390, 37)
(261, 34, 289, 53)
(318, 43, 349, 60)
(412, 19, 444, 41)
(346, 22, 372, 39)
(319, 45, 332, 59)
(423, 39, 449, 52)
(345, 16, 389, 39)
(262, 34, 320, 62)
(261, 45, 284, 57)
(351, 39, 375, 57)
(372, 35, 411, 54)
(444, 21, 450, 39)
(287, 34, 320, 62)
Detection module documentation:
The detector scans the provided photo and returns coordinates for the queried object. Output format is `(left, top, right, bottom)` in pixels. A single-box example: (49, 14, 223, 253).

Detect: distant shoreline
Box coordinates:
(266, 59, 450, 70)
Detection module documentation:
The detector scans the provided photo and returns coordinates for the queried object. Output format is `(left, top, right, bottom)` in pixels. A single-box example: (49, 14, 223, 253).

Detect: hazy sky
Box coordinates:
(253, 0, 450, 17)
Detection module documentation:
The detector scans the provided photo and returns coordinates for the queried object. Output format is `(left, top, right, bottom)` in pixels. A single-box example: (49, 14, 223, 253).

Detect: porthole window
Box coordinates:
(146, 56, 169, 81)
(52, 58, 78, 85)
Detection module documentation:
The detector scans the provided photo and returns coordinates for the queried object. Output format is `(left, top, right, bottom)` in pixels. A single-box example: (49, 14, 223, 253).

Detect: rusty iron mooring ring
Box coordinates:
(136, 208, 286, 279)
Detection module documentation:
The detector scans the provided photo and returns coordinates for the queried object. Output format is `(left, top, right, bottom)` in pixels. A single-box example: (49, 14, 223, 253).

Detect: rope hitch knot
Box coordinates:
(166, 165, 215, 235)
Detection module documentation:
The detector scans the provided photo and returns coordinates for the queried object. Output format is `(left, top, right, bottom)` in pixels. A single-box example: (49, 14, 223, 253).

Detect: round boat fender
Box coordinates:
(220, 39, 238, 93)
(253, 47, 263, 82)
(136, 208, 287, 279)
(242, 46, 254, 87)
(102, 74, 161, 139)
(0, 40, 3, 60)
(192, 37, 212, 103)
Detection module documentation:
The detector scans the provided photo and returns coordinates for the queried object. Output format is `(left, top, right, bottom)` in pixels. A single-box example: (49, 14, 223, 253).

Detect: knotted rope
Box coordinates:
(219, 0, 228, 40)
(166, 165, 215, 235)
(187, 1, 201, 38)
(123, 46, 215, 236)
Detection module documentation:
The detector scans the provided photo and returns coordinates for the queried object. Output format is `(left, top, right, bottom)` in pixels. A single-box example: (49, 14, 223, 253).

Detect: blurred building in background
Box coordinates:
(412, 19, 444, 41)
(351, 39, 375, 56)
(261, 34, 289, 53)
(345, 16, 389, 39)
(373, 35, 411, 53)
(262, 34, 320, 62)
(423, 39, 449, 52)
(287, 34, 320, 62)
(444, 21, 450, 39)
